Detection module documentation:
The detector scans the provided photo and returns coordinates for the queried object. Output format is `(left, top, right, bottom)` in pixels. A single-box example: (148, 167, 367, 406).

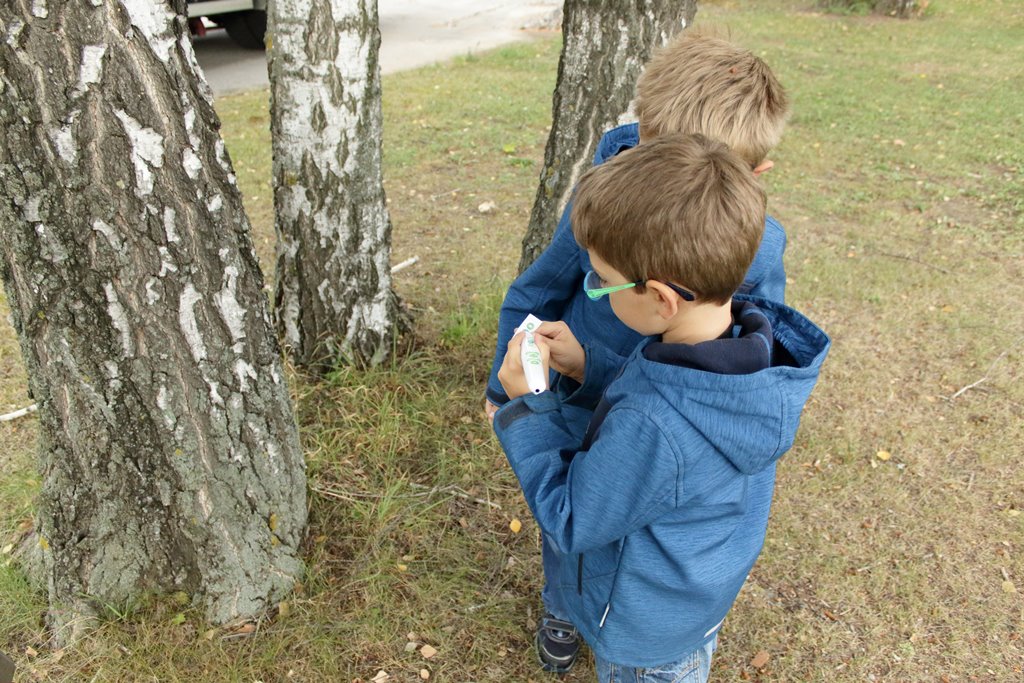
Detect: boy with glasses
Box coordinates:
(487, 31, 793, 673)
(494, 134, 829, 682)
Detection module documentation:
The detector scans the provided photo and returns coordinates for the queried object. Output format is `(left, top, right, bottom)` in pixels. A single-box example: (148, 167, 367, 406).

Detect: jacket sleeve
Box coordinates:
(486, 201, 584, 405)
(495, 394, 679, 555)
(743, 215, 788, 304)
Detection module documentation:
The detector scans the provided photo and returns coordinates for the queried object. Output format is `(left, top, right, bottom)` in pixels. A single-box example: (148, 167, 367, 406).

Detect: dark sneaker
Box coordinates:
(535, 613, 581, 674)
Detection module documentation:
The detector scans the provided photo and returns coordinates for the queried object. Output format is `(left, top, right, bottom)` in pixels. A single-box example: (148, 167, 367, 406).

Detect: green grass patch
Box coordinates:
(1, 2, 1023, 680)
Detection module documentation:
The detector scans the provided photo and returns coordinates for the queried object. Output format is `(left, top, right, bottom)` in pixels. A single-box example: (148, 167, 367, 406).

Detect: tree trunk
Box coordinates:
(518, 0, 697, 273)
(268, 0, 406, 369)
(0, 0, 306, 643)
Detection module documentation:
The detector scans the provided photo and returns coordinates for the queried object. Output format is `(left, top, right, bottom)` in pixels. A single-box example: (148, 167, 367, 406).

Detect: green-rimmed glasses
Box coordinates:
(583, 270, 695, 302)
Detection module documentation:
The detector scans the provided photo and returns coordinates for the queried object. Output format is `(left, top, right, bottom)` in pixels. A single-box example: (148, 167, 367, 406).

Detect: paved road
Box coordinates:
(192, 0, 560, 96)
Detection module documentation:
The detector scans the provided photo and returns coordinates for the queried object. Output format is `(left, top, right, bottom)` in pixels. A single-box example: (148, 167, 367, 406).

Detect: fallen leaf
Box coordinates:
(397, 564, 408, 572)
(371, 671, 390, 683)
(404, 642, 418, 653)
(876, 450, 892, 461)
(1, 543, 12, 554)
(477, 201, 496, 214)
(824, 609, 839, 621)
(1003, 581, 1017, 594)
(26, 646, 38, 657)
(893, 139, 906, 146)
(420, 644, 437, 659)
(407, 632, 419, 642)
(750, 650, 770, 668)
(419, 669, 431, 680)
(278, 601, 290, 618)
(502, 144, 516, 155)
(509, 518, 522, 534)
(203, 628, 218, 640)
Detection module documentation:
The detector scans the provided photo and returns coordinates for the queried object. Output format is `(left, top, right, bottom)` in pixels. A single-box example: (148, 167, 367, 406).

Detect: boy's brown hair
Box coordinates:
(634, 30, 789, 167)
(572, 134, 766, 305)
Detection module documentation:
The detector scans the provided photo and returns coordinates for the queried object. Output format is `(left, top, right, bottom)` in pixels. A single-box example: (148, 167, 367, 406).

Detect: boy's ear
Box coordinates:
(752, 159, 774, 177)
(646, 281, 681, 320)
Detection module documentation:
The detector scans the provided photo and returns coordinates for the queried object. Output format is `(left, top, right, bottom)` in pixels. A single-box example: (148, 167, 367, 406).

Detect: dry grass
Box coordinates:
(2, 1, 1023, 680)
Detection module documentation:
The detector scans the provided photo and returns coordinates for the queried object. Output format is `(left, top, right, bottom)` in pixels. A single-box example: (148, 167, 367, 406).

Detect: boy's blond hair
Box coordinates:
(572, 134, 765, 305)
(634, 30, 789, 167)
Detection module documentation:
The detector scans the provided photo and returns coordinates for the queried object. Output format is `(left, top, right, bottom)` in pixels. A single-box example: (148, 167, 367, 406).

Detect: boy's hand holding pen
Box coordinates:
(497, 316, 585, 401)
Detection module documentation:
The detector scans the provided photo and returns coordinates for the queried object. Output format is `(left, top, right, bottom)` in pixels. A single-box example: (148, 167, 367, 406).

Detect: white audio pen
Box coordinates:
(516, 314, 548, 394)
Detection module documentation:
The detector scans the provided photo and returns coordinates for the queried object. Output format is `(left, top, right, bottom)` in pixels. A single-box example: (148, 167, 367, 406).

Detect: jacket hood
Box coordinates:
(631, 295, 830, 475)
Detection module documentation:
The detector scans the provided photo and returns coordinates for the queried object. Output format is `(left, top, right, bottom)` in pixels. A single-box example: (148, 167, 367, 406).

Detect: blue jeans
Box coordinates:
(540, 533, 568, 618)
(595, 637, 717, 683)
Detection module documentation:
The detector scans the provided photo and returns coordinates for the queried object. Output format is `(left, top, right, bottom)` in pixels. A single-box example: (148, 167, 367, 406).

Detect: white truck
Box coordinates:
(187, 0, 267, 50)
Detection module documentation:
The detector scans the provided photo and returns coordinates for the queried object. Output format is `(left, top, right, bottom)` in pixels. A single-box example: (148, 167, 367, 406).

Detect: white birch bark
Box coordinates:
(267, 0, 405, 369)
(0, 0, 306, 643)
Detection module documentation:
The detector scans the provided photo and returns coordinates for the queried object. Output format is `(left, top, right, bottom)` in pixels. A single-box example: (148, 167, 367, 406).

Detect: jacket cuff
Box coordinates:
(485, 384, 510, 407)
(493, 391, 560, 432)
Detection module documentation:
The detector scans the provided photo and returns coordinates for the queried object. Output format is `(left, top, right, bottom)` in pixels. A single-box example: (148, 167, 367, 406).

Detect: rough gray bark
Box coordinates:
(518, 0, 697, 273)
(0, 0, 306, 642)
(268, 0, 406, 370)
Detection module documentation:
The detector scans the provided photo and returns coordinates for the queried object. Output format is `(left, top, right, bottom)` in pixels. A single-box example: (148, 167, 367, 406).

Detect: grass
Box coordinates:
(2, 1, 1023, 679)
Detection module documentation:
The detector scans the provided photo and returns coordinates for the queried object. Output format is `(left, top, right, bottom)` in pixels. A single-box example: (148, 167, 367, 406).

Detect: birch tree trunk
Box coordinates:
(518, 0, 697, 272)
(0, 0, 306, 642)
(268, 0, 406, 369)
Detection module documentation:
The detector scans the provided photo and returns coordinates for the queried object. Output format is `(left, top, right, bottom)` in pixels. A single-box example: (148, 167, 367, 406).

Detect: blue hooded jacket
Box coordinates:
(487, 123, 789, 406)
(494, 296, 830, 668)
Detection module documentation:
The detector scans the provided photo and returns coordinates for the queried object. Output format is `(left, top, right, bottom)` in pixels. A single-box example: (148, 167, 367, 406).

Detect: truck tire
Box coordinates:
(221, 10, 267, 50)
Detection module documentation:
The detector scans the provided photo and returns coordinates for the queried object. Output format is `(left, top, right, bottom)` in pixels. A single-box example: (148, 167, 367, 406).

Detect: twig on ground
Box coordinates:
(948, 377, 988, 400)
(869, 250, 952, 274)
(391, 256, 420, 274)
(409, 482, 502, 509)
(945, 348, 1012, 401)
(310, 485, 359, 503)
(312, 482, 502, 509)
(0, 404, 37, 422)
(430, 188, 460, 200)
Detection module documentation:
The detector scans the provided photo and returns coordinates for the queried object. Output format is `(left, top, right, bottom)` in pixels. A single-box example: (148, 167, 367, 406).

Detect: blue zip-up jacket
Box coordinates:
(487, 123, 789, 406)
(494, 296, 830, 668)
